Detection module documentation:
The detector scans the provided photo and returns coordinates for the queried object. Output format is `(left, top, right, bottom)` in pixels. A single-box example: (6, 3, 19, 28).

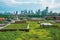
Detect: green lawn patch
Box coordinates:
(3, 23, 28, 29)
(0, 20, 60, 40)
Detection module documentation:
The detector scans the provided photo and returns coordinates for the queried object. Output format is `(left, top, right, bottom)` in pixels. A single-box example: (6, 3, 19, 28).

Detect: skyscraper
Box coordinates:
(45, 7, 48, 15)
(30, 10, 34, 15)
(16, 11, 18, 15)
(41, 7, 48, 17)
(37, 9, 40, 15)
(24, 10, 27, 14)
(28, 10, 31, 14)
(49, 11, 53, 16)
(15, 11, 19, 20)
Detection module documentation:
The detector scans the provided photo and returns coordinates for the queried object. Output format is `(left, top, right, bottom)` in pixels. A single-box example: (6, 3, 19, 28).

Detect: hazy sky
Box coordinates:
(0, 0, 60, 12)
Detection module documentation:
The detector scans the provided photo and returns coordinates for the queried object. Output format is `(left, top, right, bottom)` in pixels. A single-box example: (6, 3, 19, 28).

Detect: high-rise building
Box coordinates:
(41, 7, 48, 17)
(45, 7, 48, 15)
(16, 11, 18, 15)
(24, 10, 27, 14)
(21, 11, 24, 15)
(28, 10, 31, 14)
(15, 11, 19, 20)
(37, 9, 40, 15)
(30, 10, 34, 14)
(49, 11, 53, 16)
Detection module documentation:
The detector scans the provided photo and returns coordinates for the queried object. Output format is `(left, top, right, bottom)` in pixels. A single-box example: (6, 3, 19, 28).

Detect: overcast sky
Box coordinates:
(0, 0, 60, 13)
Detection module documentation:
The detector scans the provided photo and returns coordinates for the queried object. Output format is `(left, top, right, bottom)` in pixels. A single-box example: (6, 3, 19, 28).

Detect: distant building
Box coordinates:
(54, 16, 60, 23)
(27, 10, 30, 14)
(46, 16, 60, 23)
(40, 23, 53, 28)
(41, 7, 49, 17)
(24, 10, 27, 14)
(15, 11, 18, 14)
(0, 18, 5, 21)
(21, 11, 24, 15)
(30, 10, 34, 15)
(15, 11, 19, 20)
(36, 9, 41, 15)
(55, 16, 60, 20)
(48, 11, 53, 16)
(30, 18, 44, 21)
(45, 7, 48, 15)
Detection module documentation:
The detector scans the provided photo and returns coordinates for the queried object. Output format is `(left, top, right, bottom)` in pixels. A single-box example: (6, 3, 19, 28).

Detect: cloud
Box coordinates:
(0, 0, 16, 6)
(2, 0, 41, 6)
(40, 0, 54, 8)
(50, 0, 60, 9)
(0, 0, 60, 9)
(40, 0, 60, 10)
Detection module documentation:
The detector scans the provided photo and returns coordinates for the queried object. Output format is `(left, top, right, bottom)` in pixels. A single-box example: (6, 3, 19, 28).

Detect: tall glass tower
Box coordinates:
(15, 11, 19, 20)
(41, 7, 48, 18)
(45, 7, 48, 15)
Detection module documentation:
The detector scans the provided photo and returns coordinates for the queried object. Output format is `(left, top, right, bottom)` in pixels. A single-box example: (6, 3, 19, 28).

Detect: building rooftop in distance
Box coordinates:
(0, 18, 5, 21)
(41, 23, 53, 25)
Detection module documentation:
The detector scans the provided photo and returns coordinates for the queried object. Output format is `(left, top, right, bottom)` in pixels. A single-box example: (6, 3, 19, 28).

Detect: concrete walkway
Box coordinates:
(27, 24, 29, 29)
(0, 23, 11, 29)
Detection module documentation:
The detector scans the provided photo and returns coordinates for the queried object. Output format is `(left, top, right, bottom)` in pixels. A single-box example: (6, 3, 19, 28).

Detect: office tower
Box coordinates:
(21, 11, 24, 15)
(45, 7, 48, 15)
(16, 11, 18, 15)
(28, 10, 31, 14)
(24, 10, 27, 15)
(37, 9, 40, 15)
(41, 7, 48, 17)
(30, 10, 34, 15)
(15, 11, 19, 20)
(49, 11, 53, 16)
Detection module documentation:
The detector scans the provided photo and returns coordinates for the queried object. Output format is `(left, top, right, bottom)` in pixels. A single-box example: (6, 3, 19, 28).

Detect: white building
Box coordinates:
(40, 23, 53, 28)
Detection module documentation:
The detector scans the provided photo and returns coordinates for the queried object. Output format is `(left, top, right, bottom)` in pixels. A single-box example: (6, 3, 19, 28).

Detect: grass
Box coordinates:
(3, 23, 28, 29)
(0, 20, 60, 40)
(28, 21, 40, 29)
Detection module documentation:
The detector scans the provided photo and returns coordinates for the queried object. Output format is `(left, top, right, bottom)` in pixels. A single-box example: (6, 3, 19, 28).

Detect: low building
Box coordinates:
(46, 16, 60, 23)
(15, 20, 27, 23)
(0, 18, 5, 21)
(46, 16, 60, 20)
(40, 23, 53, 28)
(30, 18, 45, 21)
(54, 16, 60, 23)
(55, 16, 60, 20)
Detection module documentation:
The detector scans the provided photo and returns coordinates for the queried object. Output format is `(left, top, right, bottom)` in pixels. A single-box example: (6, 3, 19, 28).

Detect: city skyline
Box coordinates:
(0, 0, 60, 13)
